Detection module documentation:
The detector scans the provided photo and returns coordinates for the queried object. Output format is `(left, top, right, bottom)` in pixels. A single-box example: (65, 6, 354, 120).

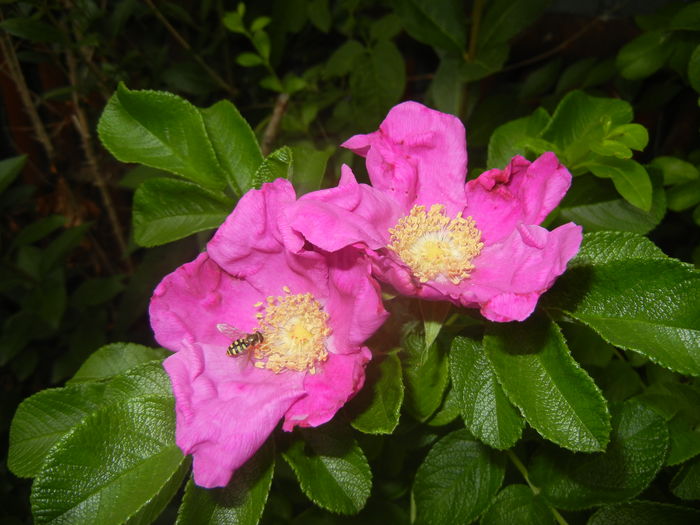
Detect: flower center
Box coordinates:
(387, 204, 483, 284)
(251, 290, 330, 374)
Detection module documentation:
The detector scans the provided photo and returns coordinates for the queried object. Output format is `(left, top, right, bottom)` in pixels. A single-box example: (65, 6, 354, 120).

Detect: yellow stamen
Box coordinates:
(251, 291, 330, 373)
(387, 204, 483, 284)
(282, 285, 291, 293)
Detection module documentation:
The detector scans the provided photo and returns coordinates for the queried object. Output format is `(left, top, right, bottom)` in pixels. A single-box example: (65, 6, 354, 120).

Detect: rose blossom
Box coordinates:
(150, 179, 387, 488)
(285, 101, 582, 322)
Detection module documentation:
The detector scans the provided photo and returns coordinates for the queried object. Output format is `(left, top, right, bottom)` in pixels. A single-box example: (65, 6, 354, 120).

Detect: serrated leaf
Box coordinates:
(176, 439, 274, 525)
(670, 456, 700, 500)
(282, 424, 371, 515)
(413, 429, 505, 525)
(199, 100, 262, 196)
(31, 396, 186, 524)
(484, 316, 611, 452)
(588, 158, 653, 211)
(8, 383, 106, 478)
(252, 147, 293, 188)
(588, 501, 700, 525)
(102, 361, 173, 403)
(616, 30, 672, 80)
(98, 83, 225, 189)
(0, 155, 27, 194)
(350, 352, 403, 434)
(68, 343, 169, 384)
(529, 400, 668, 510)
(480, 484, 554, 525)
(132, 177, 231, 247)
(391, 0, 466, 53)
(402, 331, 449, 422)
(450, 336, 524, 450)
(544, 231, 700, 376)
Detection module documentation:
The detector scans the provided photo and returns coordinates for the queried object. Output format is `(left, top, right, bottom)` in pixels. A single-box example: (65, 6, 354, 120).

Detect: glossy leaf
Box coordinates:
(132, 177, 232, 247)
(484, 316, 611, 452)
(350, 353, 404, 434)
(544, 231, 700, 376)
(98, 83, 225, 189)
(450, 336, 524, 450)
(252, 147, 293, 188)
(413, 429, 505, 525)
(199, 100, 263, 196)
(480, 484, 554, 525)
(487, 108, 551, 169)
(282, 425, 372, 515)
(616, 30, 672, 79)
(391, 0, 466, 53)
(176, 440, 274, 525)
(588, 158, 653, 211)
(68, 342, 169, 384)
(588, 501, 700, 525)
(529, 400, 668, 510)
(402, 331, 449, 422)
(670, 456, 700, 500)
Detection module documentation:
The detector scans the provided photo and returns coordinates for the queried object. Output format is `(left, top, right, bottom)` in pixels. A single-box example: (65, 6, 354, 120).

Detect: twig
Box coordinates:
(261, 93, 290, 156)
(143, 0, 237, 98)
(0, 32, 56, 162)
(65, 49, 133, 273)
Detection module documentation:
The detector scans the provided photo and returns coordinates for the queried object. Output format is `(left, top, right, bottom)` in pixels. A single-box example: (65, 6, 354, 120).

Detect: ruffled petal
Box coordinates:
(282, 347, 371, 430)
(164, 341, 305, 488)
(465, 153, 572, 244)
(150, 253, 264, 352)
(342, 101, 467, 215)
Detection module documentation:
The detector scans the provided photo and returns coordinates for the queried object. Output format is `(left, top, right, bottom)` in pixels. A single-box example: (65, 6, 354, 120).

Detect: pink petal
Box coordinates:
(342, 101, 468, 216)
(286, 165, 401, 252)
(282, 347, 371, 430)
(465, 153, 572, 244)
(164, 341, 305, 488)
(150, 253, 264, 352)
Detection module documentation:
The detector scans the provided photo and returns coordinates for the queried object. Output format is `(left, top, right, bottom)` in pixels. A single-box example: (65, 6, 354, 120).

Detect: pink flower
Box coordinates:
(150, 179, 388, 488)
(286, 101, 582, 322)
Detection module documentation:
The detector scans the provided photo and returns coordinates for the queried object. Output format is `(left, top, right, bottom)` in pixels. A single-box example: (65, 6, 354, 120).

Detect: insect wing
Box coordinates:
(217, 323, 245, 339)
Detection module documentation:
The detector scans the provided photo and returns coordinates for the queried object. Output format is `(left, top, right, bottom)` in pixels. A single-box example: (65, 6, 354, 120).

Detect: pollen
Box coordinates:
(251, 291, 330, 373)
(387, 204, 484, 284)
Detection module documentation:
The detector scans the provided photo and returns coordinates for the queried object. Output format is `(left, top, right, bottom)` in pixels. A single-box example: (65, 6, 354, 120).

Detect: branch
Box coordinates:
(261, 93, 290, 156)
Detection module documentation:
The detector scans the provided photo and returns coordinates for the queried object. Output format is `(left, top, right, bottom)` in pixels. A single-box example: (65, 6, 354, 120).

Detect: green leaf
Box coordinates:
(450, 336, 524, 450)
(430, 56, 463, 116)
(587, 158, 653, 211)
(98, 83, 225, 189)
(70, 276, 125, 308)
(616, 30, 672, 79)
(487, 108, 551, 169)
(307, 0, 331, 32)
(252, 146, 293, 188)
(588, 501, 700, 525)
(236, 52, 264, 67)
(667, 179, 700, 211)
(477, 0, 548, 50)
(671, 456, 700, 500)
(413, 429, 505, 525)
(102, 361, 174, 403)
(558, 174, 665, 235)
(289, 144, 333, 195)
(9, 215, 65, 251)
(650, 156, 699, 185)
(350, 352, 404, 434)
(669, 3, 700, 31)
(402, 331, 449, 422)
(0, 155, 26, 194)
(132, 177, 231, 247)
(68, 342, 169, 384)
(391, 0, 466, 53)
(610, 123, 649, 151)
(8, 383, 106, 478)
(41, 223, 91, 273)
(325, 40, 366, 77)
(222, 11, 246, 34)
(176, 439, 274, 525)
(0, 17, 65, 43)
(282, 424, 372, 515)
(688, 44, 700, 93)
(530, 400, 668, 510)
(199, 100, 263, 196)
(544, 231, 700, 376)
(480, 484, 554, 525)
(31, 396, 187, 524)
(484, 316, 611, 452)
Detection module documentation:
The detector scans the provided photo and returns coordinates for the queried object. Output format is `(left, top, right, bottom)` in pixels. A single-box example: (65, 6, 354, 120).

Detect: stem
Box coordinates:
(506, 450, 569, 525)
(0, 32, 55, 162)
(261, 93, 290, 156)
(467, 0, 486, 61)
(144, 0, 237, 98)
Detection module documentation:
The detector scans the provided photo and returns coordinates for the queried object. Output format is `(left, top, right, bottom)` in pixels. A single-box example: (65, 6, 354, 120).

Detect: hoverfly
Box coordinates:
(217, 323, 264, 356)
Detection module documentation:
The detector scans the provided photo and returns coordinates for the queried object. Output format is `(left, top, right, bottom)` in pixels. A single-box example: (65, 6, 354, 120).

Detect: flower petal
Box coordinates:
(465, 153, 572, 244)
(164, 341, 305, 488)
(342, 101, 467, 215)
(282, 347, 371, 430)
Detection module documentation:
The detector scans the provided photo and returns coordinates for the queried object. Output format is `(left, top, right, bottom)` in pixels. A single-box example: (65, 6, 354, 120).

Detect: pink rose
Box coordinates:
(150, 179, 387, 488)
(287, 101, 582, 322)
